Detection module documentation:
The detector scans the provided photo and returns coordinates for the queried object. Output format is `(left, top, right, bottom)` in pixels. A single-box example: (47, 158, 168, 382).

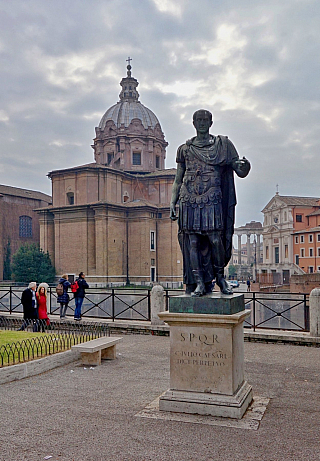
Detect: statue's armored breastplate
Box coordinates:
(180, 156, 223, 204)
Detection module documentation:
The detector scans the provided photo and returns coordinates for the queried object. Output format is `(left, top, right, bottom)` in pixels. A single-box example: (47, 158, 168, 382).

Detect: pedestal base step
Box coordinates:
(159, 381, 252, 419)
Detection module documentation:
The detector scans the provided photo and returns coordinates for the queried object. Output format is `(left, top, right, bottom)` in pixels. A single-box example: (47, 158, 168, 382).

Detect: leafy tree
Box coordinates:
(3, 239, 11, 280)
(228, 264, 237, 277)
(11, 244, 56, 284)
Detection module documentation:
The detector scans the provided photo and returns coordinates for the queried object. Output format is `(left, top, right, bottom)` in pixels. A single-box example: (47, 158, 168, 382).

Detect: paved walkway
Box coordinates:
(0, 334, 319, 461)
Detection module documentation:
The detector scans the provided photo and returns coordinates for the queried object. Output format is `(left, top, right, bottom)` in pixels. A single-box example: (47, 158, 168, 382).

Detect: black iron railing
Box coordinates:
(165, 290, 310, 332)
(0, 287, 151, 321)
(242, 291, 309, 331)
(0, 286, 310, 331)
(0, 318, 110, 367)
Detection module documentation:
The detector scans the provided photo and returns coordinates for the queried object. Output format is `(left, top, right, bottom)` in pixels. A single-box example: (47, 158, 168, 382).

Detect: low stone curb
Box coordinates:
(244, 330, 320, 346)
(108, 322, 320, 346)
(0, 349, 80, 385)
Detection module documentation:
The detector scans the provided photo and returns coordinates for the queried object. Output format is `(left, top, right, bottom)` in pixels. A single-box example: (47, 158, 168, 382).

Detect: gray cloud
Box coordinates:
(0, 0, 319, 226)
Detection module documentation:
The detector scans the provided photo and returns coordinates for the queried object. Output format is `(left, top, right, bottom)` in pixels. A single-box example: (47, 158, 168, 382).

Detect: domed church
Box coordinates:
(38, 62, 182, 286)
(94, 62, 167, 173)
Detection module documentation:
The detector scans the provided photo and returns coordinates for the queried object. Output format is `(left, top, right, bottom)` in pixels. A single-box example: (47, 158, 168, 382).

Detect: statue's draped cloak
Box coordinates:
(176, 135, 239, 285)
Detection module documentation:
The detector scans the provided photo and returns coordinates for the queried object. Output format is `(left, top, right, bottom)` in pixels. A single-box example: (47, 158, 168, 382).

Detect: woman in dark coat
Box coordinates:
(57, 274, 71, 319)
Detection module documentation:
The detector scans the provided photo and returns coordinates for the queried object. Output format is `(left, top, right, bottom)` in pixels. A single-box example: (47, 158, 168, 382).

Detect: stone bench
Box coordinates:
(72, 336, 122, 366)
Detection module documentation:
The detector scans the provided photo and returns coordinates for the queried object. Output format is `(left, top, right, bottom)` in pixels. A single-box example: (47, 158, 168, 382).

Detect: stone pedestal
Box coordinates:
(151, 285, 165, 325)
(158, 294, 252, 419)
(310, 288, 320, 337)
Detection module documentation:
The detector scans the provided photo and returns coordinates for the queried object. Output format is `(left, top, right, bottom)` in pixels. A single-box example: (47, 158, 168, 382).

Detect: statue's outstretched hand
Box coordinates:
(170, 203, 178, 221)
(233, 157, 250, 176)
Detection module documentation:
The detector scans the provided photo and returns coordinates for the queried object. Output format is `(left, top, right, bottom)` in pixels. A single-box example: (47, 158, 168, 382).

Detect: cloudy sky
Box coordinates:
(1, 0, 320, 227)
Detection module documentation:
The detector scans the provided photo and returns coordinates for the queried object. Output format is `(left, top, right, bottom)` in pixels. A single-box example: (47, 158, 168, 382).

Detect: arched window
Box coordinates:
(67, 192, 74, 205)
(19, 216, 32, 238)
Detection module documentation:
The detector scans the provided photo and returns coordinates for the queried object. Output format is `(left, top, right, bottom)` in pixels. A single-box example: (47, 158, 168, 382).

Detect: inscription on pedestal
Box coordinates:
(170, 326, 236, 395)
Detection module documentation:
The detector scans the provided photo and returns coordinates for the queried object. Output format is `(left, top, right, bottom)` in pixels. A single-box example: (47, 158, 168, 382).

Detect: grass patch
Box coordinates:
(0, 331, 45, 347)
(0, 330, 94, 367)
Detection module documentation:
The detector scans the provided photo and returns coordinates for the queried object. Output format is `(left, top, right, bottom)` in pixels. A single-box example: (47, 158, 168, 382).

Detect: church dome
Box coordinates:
(93, 60, 167, 173)
(98, 62, 161, 130)
(99, 100, 160, 130)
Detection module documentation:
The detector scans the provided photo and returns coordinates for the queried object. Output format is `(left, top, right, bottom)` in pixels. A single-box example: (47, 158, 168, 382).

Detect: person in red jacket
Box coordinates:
(36, 285, 49, 332)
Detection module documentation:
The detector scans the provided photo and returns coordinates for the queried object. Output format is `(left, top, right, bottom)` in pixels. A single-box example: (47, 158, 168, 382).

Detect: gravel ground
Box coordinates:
(0, 335, 319, 461)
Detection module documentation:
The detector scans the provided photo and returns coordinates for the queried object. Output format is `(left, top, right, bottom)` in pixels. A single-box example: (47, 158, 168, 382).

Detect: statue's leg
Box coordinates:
(209, 232, 233, 295)
(189, 234, 206, 297)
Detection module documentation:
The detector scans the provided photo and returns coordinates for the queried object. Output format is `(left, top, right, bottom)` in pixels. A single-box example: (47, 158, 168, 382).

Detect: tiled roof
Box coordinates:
(293, 226, 320, 234)
(262, 194, 320, 212)
(137, 168, 176, 178)
(277, 195, 320, 206)
(306, 209, 320, 217)
(49, 163, 176, 178)
(122, 199, 158, 208)
(0, 184, 51, 202)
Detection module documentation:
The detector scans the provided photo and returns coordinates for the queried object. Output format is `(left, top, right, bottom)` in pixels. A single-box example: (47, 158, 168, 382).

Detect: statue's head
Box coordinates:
(193, 109, 213, 122)
(193, 109, 213, 133)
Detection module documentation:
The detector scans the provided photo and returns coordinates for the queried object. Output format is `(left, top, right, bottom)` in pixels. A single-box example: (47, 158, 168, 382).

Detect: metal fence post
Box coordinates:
(253, 292, 256, 332)
(111, 288, 115, 321)
(10, 286, 12, 314)
(165, 290, 169, 311)
(304, 293, 310, 332)
(147, 289, 151, 321)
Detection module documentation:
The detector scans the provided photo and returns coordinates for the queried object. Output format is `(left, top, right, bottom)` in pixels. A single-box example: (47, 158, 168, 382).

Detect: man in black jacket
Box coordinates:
(74, 272, 89, 320)
(19, 282, 38, 331)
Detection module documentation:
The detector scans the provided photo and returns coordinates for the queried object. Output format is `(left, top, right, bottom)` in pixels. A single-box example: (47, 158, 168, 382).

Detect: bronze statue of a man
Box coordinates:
(170, 109, 250, 296)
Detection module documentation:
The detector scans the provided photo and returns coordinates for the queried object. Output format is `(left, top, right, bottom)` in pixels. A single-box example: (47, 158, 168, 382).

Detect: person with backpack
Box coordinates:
(73, 272, 89, 321)
(57, 274, 71, 319)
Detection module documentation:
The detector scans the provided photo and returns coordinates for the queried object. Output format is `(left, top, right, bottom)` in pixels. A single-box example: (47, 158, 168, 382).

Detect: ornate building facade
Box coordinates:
(38, 64, 182, 286)
(257, 194, 320, 285)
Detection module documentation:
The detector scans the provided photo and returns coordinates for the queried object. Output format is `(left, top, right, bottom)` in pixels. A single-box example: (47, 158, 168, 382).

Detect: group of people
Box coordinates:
(19, 272, 89, 331)
(19, 282, 50, 332)
(57, 272, 89, 320)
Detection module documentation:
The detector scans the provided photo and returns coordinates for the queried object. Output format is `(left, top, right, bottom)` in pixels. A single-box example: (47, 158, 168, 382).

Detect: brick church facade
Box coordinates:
(38, 63, 182, 286)
(0, 185, 51, 280)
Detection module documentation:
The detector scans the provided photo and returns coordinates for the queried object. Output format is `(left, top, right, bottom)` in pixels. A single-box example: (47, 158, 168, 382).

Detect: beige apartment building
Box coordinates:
(37, 64, 182, 286)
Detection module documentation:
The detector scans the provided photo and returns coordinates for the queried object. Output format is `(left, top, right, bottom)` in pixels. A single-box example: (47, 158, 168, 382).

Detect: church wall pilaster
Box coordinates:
(94, 206, 108, 276)
(39, 211, 55, 264)
(87, 208, 96, 274)
(106, 208, 126, 283)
